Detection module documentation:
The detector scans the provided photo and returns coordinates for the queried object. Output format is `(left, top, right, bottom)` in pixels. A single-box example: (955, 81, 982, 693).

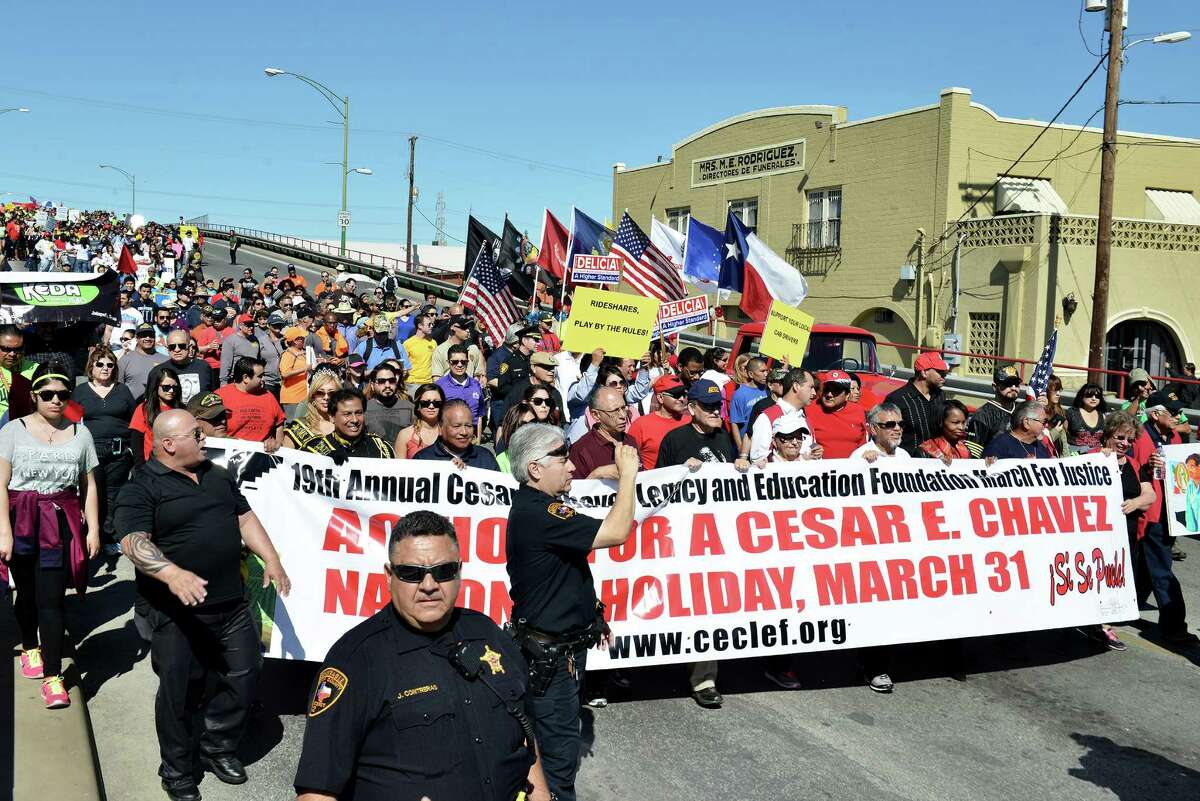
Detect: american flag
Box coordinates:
(460, 242, 520, 348)
(610, 212, 686, 303)
(1028, 328, 1058, 398)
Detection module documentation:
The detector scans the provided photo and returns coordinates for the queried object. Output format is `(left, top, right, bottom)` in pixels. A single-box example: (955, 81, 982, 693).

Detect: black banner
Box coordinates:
(463, 216, 500, 281)
(0, 271, 120, 325)
(499, 217, 533, 301)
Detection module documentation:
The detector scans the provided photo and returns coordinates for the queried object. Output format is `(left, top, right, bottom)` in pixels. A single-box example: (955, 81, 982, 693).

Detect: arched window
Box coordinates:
(1105, 319, 1183, 393)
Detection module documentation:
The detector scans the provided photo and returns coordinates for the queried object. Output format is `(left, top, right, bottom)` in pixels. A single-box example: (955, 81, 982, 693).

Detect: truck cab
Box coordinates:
(728, 322, 906, 409)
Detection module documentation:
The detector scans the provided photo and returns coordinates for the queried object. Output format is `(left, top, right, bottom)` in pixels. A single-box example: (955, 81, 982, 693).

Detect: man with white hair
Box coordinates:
(504, 423, 638, 801)
(850, 403, 910, 463)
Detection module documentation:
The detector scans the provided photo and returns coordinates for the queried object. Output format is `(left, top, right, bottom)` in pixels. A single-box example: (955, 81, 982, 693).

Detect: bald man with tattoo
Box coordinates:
(114, 409, 291, 801)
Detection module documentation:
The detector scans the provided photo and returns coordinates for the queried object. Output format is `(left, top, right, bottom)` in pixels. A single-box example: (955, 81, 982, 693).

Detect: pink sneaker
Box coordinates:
(19, 648, 44, 679)
(41, 676, 70, 709)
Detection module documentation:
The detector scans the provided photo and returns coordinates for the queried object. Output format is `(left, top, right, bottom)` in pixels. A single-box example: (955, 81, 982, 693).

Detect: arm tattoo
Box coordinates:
(122, 531, 175, 576)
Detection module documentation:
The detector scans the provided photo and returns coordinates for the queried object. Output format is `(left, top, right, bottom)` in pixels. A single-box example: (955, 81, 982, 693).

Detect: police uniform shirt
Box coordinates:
(294, 606, 533, 801)
(495, 350, 530, 398)
(113, 459, 250, 612)
(506, 485, 602, 634)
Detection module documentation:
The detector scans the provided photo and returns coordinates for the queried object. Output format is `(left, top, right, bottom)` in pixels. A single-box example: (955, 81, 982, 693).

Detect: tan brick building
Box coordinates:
(612, 87, 1200, 387)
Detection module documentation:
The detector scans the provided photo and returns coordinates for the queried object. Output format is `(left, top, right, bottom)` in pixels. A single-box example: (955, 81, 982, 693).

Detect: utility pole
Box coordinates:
(340, 95, 350, 257)
(406, 135, 417, 273)
(1086, 0, 1123, 383)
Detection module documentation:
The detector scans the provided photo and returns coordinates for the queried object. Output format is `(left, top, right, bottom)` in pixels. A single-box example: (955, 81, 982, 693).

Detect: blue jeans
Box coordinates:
(527, 648, 586, 801)
(1140, 522, 1188, 635)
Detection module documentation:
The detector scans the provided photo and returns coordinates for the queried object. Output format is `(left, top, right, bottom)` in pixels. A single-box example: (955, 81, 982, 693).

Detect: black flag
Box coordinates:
(464, 216, 500, 281)
(499, 217, 533, 301)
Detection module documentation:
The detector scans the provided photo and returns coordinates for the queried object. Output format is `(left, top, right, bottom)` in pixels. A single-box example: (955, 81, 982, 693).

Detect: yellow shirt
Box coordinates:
(404, 335, 437, 384)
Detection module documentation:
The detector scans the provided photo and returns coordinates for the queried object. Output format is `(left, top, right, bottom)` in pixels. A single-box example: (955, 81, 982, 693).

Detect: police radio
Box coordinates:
(443, 640, 539, 747)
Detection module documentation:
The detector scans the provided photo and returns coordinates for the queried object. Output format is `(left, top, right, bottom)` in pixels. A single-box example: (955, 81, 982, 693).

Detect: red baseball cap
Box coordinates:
(653, 374, 683, 393)
(823, 370, 852, 385)
(913, 351, 950, 372)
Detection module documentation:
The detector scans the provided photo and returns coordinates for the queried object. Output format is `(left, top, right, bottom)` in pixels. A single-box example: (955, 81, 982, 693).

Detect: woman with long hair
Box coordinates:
(523, 384, 563, 430)
(0, 358, 101, 708)
(282, 368, 340, 451)
(700, 346, 731, 387)
(919, 399, 972, 463)
(129, 367, 181, 465)
(1044, 375, 1068, 456)
(72, 347, 135, 555)
(495, 402, 538, 473)
(396, 383, 444, 458)
(1067, 382, 1108, 455)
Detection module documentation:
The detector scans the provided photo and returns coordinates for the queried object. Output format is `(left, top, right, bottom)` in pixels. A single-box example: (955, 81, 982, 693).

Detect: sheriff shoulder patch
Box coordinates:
(499, 362, 510, 374)
(547, 501, 575, 520)
(309, 667, 349, 717)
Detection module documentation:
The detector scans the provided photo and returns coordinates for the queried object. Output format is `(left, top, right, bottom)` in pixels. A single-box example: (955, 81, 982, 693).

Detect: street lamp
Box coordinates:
(1127, 31, 1192, 48)
(98, 164, 136, 215)
(264, 66, 353, 256)
(0, 108, 30, 115)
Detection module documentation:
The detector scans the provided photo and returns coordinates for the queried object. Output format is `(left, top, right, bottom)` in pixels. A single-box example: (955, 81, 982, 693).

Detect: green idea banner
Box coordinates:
(0, 270, 119, 325)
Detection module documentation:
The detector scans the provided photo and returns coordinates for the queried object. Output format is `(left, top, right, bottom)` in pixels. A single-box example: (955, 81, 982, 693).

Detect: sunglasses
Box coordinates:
(374, 376, 398, 385)
(874, 420, 902, 429)
(389, 561, 461, 583)
(529, 397, 550, 407)
(0, 344, 23, 353)
(663, 388, 687, 399)
(774, 431, 807, 442)
(693, 401, 722, 413)
(418, 400, 444, 409)
(312, 390, 337, 399)
(94, 361, 116, 369)
(36, 389, 71, 402)
(539, 443, 570, 460)
(159, 384, 180, 393)
(449, 359, 469, 366)
(167, 343, 189, 351)
(121, 336, 135, 343)
(1082, 392, 1102, 399)
(604, 380, 627, 388)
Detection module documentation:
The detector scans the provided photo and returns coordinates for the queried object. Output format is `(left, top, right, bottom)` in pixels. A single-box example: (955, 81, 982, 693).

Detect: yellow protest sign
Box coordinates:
(759, 300, 814, 365)
(561, 287, 660, 358)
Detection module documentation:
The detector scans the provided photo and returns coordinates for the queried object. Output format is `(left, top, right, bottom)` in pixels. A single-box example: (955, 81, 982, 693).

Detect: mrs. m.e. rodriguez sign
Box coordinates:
(691, 138, 806, 187)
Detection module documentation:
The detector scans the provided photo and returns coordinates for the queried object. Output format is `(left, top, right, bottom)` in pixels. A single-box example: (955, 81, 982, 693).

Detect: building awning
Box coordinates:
(1146, 189, 1200, 225)
(995, 177, 1069, 215)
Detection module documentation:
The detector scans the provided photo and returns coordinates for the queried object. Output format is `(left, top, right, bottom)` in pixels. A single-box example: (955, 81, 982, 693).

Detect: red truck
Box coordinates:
(727, 322, 907, 409)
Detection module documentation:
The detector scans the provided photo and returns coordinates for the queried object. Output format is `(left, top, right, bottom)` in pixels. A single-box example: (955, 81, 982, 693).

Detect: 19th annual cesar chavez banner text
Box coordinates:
(208, 439, 1136, 667)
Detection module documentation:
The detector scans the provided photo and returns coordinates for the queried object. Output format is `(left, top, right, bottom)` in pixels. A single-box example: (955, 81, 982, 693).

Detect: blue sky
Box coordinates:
(2, 1, 1196, 248)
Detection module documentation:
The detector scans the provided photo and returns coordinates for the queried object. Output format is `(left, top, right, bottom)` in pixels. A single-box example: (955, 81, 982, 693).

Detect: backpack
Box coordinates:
(362, 337, 401, 364)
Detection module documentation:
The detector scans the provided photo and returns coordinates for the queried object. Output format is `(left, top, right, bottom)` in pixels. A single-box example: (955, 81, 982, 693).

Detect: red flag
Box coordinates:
(536, 209, 569, 280)
(118, 244, 138, 275)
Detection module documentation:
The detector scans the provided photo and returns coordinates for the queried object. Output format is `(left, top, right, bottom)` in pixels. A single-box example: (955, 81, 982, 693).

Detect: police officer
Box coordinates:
(504, 422, 639, 801)
(115, 409, 291, 801)
(294, 511, 550, 801)
(493, 325, 539, 423)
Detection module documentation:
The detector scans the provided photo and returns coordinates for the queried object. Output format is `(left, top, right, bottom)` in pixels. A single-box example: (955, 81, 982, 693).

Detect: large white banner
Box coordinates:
(208, 439, 1136, 668)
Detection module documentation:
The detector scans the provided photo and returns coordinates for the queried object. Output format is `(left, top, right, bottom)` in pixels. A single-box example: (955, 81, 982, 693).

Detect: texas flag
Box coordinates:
(719, 211, 808, 321)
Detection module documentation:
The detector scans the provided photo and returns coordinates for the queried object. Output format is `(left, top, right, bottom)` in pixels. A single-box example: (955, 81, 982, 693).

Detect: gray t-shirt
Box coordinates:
(0, 419, 99, 493)
(366, 397, 414, 446)
(118, 348, 168, 401)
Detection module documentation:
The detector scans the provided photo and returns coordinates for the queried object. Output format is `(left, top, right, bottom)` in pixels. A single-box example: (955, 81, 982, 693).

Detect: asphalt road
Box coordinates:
(79, 241, 1200, 800)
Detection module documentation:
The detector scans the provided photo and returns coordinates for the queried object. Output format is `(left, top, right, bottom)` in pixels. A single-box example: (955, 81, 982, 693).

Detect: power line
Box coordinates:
(414, 203, 466, 244)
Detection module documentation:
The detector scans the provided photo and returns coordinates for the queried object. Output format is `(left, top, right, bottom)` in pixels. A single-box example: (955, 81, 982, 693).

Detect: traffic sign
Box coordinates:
(337, 210, 351, 228)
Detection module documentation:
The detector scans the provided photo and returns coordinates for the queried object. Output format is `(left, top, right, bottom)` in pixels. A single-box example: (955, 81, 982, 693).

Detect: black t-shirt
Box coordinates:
(656, 423, 738, 468)
(1119, 458, 1153, 540)
(746, 395, 776, 434)
(113, 459, 251, 611)
(148, 358, 215, 405)
(981, 432, 1051, 460)
(73, 382, 136, 443)
(506, 485, 602, 633)
(294, 606, 533, 801)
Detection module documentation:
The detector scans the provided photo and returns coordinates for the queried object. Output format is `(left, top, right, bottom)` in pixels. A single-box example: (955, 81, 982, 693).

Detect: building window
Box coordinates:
(666, 207, 691, 232)
(874, 309, 894, 324)
(728, 199, 758, 229)
(806, 188, 842, 248)
(967, 312, 1001, 376)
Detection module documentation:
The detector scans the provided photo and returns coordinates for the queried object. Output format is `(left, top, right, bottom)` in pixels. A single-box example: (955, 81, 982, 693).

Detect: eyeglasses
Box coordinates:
(312, 390, 337, 399)
(662, 388, 686, 399)
(448, 359, 468, 366)
(1082, 392, 1102, 399)
(873, 420, 902, 429)
(121, 336, 135, 343)
(418, 399, 443, 409)
(604, 380, 627, 388)
(374, 376, 398, 385)
(595, 406, 628, 416)
(529, 397, 550, 407)
(94, 361, 116, 369)
(0, 344, 23, 354)
(159, 384, 180, 393)
(693, 401, 722, 414)
(36, 389, 71, 402)
(774, 431, 807, 442)
(1108, 434, 1134, 443)
(389, 561, 461, 583)
(166, 343, 189, 351)
(822, 386, 849, 396)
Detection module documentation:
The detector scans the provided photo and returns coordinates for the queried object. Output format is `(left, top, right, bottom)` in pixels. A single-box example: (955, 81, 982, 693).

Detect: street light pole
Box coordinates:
(98, 164, 136, 216)
(1085, 1, 1190, 382)
(265, 68, 354, 257)
(406, 136, 417, 274)
(0, 108, 31, 115)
